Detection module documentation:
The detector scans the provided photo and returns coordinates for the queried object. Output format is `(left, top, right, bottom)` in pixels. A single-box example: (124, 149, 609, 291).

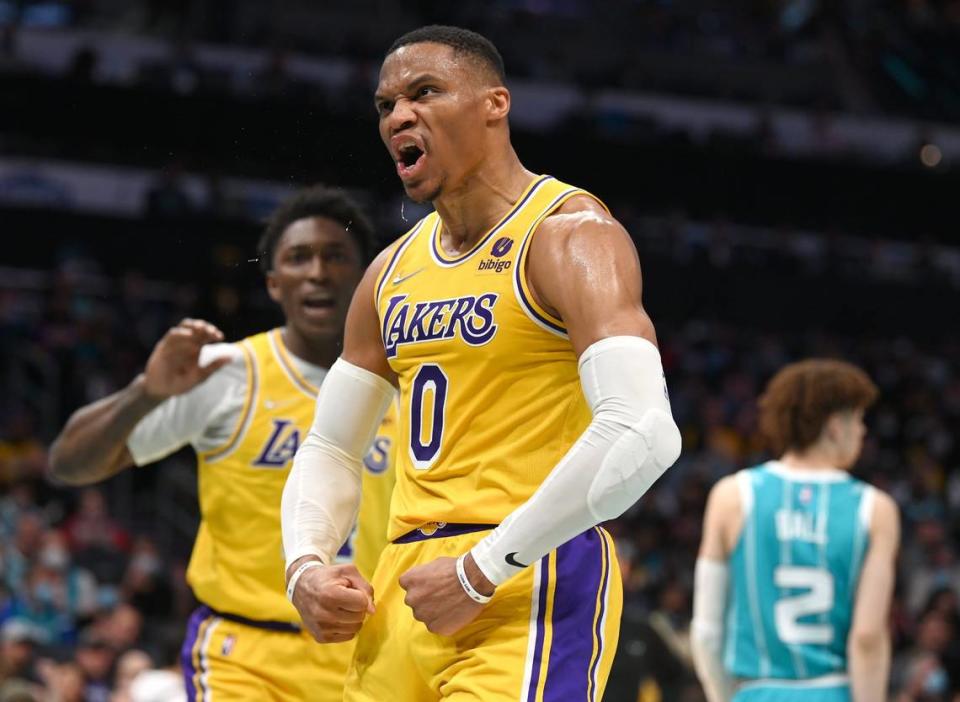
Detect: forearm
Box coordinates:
(281, 358, 395, 570)
(690, 559, 735, 702)
(471, 337, 681, 585)
(49, 374, 163, 485)
(849, 635, 891, 702)
(281, 432, 363, 568)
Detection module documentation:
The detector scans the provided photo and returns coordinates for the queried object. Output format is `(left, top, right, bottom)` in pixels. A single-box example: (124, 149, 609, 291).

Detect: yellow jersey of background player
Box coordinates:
(50, 186, 396, 702)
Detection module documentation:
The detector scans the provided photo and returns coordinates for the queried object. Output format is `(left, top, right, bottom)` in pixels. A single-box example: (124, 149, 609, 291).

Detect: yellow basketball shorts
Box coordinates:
(180, 604, 354, 701)
(344, 524, 622, 702)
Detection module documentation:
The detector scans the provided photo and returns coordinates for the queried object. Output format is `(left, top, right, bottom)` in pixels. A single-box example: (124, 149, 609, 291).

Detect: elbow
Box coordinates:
(46, 439, 74, 485)
(46, 437, 101, 487)
(588, 408, 682, 521)
(848, 626, 889, 656)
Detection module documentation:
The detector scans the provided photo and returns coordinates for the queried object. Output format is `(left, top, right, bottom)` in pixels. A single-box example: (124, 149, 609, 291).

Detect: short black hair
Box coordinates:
(257, 185, 374, 274)
(387, 25, 505, 84)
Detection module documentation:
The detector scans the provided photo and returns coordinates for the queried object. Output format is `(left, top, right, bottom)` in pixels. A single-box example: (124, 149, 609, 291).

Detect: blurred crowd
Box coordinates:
(1, 243, 958, 700)
(3, 0, 960, 118)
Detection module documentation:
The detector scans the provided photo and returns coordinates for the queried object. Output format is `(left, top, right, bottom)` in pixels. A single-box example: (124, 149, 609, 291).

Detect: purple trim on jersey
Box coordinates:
(392, 522, 497, 544)
(512, 189, 580, 335)
(526, 552, 551, 700)
(181, 605, 213, 701)
(542, 528, 608, 702)
(431, 176, 553, 266)
(375, 219, 428, 304)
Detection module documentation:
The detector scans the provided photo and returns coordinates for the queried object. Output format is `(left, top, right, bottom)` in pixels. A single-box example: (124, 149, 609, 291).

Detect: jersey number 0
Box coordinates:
(409, 364, 448, 469)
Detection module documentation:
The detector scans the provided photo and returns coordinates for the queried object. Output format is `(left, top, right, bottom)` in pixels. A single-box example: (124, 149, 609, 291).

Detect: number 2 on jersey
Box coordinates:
(774, 565, 835, 645)
(409, 364, 448, 469)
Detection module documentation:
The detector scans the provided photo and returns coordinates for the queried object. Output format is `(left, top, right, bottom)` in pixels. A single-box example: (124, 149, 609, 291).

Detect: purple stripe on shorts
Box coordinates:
(525, 553, 551, 700)
(542, 528, 606, 702)
(180, 605, 212, 702)
(588, 530, 611, 700)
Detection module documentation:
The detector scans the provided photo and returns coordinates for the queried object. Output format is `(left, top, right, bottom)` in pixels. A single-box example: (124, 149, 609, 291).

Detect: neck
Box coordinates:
(779, 446, 843, 472)
(281, 327, 340, 369)
(433, 146, 534, 251)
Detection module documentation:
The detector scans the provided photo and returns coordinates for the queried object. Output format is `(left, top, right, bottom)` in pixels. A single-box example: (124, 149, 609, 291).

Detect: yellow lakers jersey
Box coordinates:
(188, 328, 396, 622)
(374, 175, 604, 540)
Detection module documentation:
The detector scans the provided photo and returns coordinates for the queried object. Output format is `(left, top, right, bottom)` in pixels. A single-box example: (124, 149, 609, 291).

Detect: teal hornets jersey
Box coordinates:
(724, 462, 875, 682)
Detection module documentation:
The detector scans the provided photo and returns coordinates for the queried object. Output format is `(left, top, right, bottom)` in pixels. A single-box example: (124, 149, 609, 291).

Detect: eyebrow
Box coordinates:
(374, 73, 444, 103)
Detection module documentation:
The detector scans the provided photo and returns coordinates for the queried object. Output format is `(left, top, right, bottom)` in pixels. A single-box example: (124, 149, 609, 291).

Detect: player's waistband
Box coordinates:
(736, 673, 849, 692)
(196, 603, 301, 634)
(393, 522, 497, 544)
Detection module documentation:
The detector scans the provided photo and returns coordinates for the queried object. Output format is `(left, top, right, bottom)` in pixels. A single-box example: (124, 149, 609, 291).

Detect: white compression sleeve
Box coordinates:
(691, 558, 735, 702)
(281, 358, 395, 570)
(470, 336, 681, 585)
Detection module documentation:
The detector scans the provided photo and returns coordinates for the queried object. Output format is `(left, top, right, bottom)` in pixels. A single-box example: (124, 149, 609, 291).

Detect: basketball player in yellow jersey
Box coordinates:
(48, 186, 396, 701)
(282, 26, 683, 702)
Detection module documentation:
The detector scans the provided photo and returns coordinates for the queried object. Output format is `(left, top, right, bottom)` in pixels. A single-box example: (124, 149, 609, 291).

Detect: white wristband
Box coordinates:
(286, 559, 324, 602)
(456, 554, 492, 605)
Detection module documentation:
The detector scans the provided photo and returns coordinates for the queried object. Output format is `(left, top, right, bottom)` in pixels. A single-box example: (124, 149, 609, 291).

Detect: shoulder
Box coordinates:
(707, 474, 743, 513)
(529, 195, 638, 275)
(869, 488, 900, 539)
(535, 195, 627, 246)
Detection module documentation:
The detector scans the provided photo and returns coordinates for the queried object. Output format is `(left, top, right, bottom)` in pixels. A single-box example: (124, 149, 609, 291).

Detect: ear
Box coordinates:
(265, 271, 282, 303)
(486, 86, 511, 122)
(822, 413, 845, 445)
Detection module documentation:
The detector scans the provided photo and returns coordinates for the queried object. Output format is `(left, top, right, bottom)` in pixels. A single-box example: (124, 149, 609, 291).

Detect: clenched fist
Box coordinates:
(289, 560, 375, 644)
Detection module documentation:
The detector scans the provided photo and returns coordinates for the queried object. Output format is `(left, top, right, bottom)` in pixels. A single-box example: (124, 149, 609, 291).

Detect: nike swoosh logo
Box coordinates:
(392, 267, 425, 285)
(505, 552, 528, 568)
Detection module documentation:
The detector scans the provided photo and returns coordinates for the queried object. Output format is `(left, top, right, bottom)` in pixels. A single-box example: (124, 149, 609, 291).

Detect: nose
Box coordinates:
(387, 97, 417, 135)
(306, 254, 329, 283)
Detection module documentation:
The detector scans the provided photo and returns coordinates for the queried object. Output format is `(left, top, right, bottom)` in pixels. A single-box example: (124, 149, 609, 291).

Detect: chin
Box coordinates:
(404, 179, 443, 204)
(298, 320, 342, 343)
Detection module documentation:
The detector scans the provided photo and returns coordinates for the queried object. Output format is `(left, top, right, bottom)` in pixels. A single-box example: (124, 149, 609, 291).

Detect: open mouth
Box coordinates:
(302, 297, 336, 315)
(395, 140, 426, 179)
(399, 144, 424, 168)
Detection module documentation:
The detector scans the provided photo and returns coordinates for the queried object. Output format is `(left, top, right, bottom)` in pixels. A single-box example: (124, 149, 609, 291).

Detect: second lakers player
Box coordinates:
(49, 186, 396, 701)
(282, 26, 682, 700)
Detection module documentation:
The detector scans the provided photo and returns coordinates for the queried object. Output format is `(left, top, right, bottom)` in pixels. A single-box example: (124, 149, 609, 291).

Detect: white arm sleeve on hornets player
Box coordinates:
(470, 336, 681, 585)
(281, 358, 395, 570)
(691, 558, 736, 702)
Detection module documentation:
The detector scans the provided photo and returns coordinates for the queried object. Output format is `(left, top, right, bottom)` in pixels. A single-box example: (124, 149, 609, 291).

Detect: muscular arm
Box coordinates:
(48, 376, 162, 485)
(49, 319, 228, 486)
(848, 490, 899, 702)
(527, 196, 656, 354)
(690, 476, 742, 702)
(466, 197, 681, 587)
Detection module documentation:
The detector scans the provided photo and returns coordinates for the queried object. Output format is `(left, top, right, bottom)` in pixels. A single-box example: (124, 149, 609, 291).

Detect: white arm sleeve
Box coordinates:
(127, 344, 244, 465)
(281, 358, 396, 570)
(470, 336, 681, 585)
(691, 558, 736, 702)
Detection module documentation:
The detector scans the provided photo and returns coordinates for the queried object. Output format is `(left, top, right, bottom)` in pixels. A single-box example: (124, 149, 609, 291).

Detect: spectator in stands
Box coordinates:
(111, 649, 152, 702)
(64, 490, 129, 554)
(0, 619, 43, 687)
(893, 606, 955, 701)
(119, 538, 171, 623)
(74, 628, 117, 702)
(1, 512, 45, 598)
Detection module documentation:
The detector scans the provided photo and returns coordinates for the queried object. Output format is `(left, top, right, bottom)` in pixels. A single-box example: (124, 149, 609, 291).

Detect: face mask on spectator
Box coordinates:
(40, 547, 69, 571)
(131, 554, 161, 576)
(33, 582, 55, 606)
